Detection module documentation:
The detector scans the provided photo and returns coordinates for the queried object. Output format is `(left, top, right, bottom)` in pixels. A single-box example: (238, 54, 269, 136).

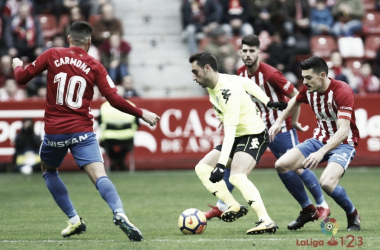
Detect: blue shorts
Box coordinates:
(269, 128, 299, 159)
(296, 138, 356, 170)
(39, 132, 103, 168)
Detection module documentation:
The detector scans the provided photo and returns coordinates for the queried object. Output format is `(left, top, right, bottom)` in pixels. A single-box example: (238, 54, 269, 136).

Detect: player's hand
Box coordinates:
(209, 163, 225, 183)
(267, 100, 288, 110)
(141, 110, 160, 126)
(292, 122, 309, 132)
(302, 151, 324, 170)
(268, 122, 281, 142)
(12, 58, 23, 70)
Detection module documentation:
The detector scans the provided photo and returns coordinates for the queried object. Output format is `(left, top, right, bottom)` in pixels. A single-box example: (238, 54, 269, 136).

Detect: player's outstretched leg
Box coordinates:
(277, 170, 319, 230)
(297, 169, 330, 219)
(95, 176, 144, 241)
(43, 171, 85, 237)
(229, 174, 276, 233)
(195, 163, 247, 221)
(203, 168, 235, 220)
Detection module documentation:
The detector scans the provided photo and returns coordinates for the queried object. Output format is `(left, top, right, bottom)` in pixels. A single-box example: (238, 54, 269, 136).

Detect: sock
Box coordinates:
(318, 200, 329, 209)
(195, 163, 238, 207)
(299, 169, 325, 205)
(43, 171, 77, 219)
(328, 185, 355, 214)
(216, 168, 234, 208)
(347, 208, 358, 217)
(229, 174, 271, 222)
(278, 171, 312, 209)
(96, 176, 124, 214)
(69, 215, 80, 224)
(216, 200, 228, 212)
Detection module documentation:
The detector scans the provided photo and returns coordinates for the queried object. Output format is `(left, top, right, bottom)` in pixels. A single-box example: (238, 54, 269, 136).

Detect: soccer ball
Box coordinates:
(178, 208, 207, 234)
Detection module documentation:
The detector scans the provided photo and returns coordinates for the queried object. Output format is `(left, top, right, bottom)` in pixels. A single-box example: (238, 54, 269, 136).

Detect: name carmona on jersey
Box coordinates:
(54, 56, 91, 75)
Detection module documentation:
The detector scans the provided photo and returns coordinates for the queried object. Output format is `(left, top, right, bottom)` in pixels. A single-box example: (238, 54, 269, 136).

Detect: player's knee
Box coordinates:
(319, 177, 335, 194)
(274, 158, 288, 173)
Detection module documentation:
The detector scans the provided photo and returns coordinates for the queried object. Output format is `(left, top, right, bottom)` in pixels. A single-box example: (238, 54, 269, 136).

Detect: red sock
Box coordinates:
(347, 208, 358, 217)
(302, 204, 316, 213)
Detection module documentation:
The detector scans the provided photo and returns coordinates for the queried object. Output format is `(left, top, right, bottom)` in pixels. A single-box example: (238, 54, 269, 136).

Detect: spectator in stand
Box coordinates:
(331, 0, 364, 37)
(327, 50, 356, 89)
(62, 6, 85, 42)
(92, 4, 123, 47)
(122, 75, 139, 98)
(100, 32, 131, 84)
(247, 0, 277, 36)
(308, 0, 336, 8)
(33, 0, 62, 21)
(0, 78, 26, 101)
(355, 62, 380, 94)
(265, 30, 298, 85)
(204, 26, 238, 74)
(219, 0, 253, 37)
(0, 55, 15, 87)
(374, 48, 380, 78)
(4, 3, 44, 62)
(181, 0, 222, 55)
(2, 0, 33, 19)
(310, 0, 334, 35)
(282, 0, 311, 37)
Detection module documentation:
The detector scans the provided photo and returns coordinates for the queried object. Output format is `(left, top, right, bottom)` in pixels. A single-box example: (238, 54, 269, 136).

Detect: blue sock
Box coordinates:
(278, 171, 312, 208)
(96, 176, 124, 214)
(43, 171, 77, 218)
(218, 168, 234, 205)
(328, 185, 355, 214)
(299, 169, 325, 205)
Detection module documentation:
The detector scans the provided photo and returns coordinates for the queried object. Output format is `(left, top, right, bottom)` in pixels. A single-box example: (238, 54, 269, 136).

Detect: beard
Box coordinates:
(244, 57, 258, 68)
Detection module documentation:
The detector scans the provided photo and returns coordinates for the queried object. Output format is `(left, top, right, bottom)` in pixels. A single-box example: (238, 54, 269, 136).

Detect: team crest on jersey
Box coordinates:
(221, 89, 231, 104)
(327, 101, 332, 107)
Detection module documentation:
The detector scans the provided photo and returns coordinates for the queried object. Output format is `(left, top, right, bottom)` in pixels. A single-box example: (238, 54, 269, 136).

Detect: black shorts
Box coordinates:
(215, 129, 269, 164)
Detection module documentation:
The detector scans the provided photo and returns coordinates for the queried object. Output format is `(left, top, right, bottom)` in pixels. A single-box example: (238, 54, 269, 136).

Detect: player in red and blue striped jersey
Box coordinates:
(270, 56, 360, 231)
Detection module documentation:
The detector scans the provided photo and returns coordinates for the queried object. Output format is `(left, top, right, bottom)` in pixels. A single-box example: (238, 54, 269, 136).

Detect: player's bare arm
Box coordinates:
(269, 96, 301, 142)
(302, 118, 350, 170)
(287, 89, 309, 132)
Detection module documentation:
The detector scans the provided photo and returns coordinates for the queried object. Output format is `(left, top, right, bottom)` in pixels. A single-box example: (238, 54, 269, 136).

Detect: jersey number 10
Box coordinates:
(54, 72, 87, 109)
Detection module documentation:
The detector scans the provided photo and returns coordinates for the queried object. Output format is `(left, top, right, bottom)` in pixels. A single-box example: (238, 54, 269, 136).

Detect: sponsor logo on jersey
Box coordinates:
(283, 81, 291, 91)
(221, 89, 231, 104)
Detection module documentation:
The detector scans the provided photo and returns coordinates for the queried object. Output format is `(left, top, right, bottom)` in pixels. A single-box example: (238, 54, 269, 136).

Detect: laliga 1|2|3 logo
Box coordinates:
(296, 218, 363, 248)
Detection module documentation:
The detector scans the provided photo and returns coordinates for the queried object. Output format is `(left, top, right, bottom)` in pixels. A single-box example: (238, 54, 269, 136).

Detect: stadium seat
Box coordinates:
(88, 14, 101, 26)
(38, 14, 57, 39)
(363, 0, 376, 11)
(310, 35, 338, 59)
(362, 11, 380, 35)
(338, 37, 364, 59)
(345, 59, 363, 75)
(364, 35, 380, 59)
(58, 14, 70, 34)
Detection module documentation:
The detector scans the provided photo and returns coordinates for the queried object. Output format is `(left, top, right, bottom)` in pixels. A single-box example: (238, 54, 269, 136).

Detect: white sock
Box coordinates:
(317, 201, 329, 208)
(69, 215, 80, 225)
(216, 200, 228, 212)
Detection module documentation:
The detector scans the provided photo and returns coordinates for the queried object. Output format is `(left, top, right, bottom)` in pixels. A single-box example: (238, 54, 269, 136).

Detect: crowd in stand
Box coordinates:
(0, 0, 138, 101)
(181, 0, 380, 93)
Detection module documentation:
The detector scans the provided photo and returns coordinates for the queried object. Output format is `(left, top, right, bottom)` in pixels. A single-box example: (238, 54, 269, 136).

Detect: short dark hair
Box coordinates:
(241, 34, 260, 48)
(69, 21, 93, 45)
(300, 56, 328, 75)
(189, 52, 218, 71)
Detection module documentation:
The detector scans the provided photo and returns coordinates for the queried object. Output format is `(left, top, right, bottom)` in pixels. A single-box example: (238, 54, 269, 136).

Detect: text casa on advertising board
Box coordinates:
(0, 95, 379, 170)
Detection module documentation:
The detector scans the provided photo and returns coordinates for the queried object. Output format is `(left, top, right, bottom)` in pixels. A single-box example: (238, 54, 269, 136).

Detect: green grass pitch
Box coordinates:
(1, 167, 379, 250)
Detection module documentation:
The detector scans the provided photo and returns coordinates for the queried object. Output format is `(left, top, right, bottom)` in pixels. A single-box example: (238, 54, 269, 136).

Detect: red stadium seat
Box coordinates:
(363, 0, 376, 11)
(38, 14, 57, 38)
(362, 11, 380, 35)
(364, 35, 380, 59)
(310, 35, 338, 59)
(88, 14, 101, 26)
(338, 37, 364, 59)
(58, 14, 70, 34)
(345, 59, 363, 75)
